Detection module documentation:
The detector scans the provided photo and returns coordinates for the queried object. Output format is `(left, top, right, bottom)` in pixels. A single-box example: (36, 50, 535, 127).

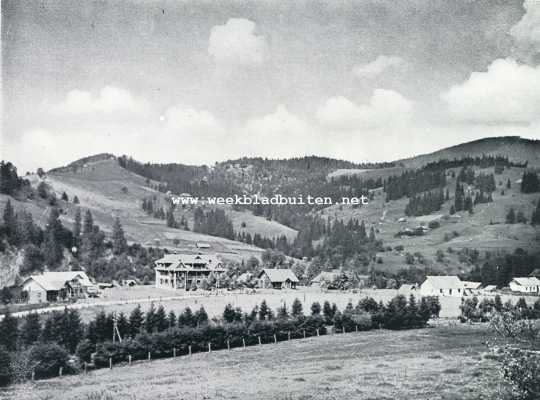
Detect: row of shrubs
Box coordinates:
(0, 294, 439, 385)
(460, 295, 540, 323)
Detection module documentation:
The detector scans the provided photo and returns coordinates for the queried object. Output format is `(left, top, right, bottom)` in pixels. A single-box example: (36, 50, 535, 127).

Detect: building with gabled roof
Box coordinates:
(257, 268, 299, 289)
(463, 281, 482, 294)
(509, 277, 540, 294)
(22, 271, 96, 303)
(420, 276, 466, 297)
(154, 253, 226, 290)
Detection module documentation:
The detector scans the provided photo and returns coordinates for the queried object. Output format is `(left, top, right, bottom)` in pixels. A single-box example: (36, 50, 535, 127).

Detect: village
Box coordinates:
(4, 250, 538, 322)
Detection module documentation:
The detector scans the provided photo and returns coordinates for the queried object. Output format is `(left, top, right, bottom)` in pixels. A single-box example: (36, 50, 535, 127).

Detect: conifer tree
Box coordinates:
(41, 208, 64, 268)
(112, 216, 127, 255)
(144, 303, 157, 333)
(72, 208, 82, 248)
(0, 309, 18, 351)
(128, 305, 143, 337)
(195, 306, 209, 326)
(167, 310, 177, 328)
(291, 298, 303, 317)
(20, 312, 41, 347)
(310, 301, 321, 315)
(531, 198, 540, 226)
(155, 305, 168, 332)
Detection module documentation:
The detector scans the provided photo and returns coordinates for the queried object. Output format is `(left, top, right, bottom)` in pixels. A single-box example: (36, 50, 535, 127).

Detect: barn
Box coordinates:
(420, 276, 466, 297)
(509, 277, 540, 294)
(257, 269, 299, 289)
(22, 271, 96, 303)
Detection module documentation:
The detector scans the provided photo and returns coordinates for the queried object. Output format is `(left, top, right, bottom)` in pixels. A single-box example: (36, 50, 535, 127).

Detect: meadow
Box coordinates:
(1, 324, 502, 400)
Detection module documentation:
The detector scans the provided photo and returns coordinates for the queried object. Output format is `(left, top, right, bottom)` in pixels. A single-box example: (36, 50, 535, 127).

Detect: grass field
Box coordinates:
(1, 324, 503, 400)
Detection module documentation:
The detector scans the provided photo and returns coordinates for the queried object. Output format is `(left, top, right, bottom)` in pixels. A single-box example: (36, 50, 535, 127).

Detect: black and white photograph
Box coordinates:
(1, 0, 540, 399)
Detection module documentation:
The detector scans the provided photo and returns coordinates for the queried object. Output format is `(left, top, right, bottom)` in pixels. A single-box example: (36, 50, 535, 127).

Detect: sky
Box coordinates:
(2, 0, 540, 172)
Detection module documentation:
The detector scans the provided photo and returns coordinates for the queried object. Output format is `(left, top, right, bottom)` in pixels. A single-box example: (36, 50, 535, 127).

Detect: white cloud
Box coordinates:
(316, 89, 414, 131)
(510, 0, 540, 56)
(352, 55, 407, 79)
(441, 58, 540, 124)
(163, 105, 226, 139)
(208, 18, 267, 68)
(51, 86, 150, 116)
(240, 105, 315, 158)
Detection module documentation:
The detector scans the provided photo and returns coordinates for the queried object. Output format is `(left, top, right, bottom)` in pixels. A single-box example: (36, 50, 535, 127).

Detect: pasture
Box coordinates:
(2, 324, 502, 400)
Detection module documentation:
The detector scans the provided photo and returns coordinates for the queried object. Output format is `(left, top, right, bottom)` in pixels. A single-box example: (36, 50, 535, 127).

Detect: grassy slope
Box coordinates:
(3, 325, 500, 400)
(320, 165, 540, 274)
(14, 158, 282, 262)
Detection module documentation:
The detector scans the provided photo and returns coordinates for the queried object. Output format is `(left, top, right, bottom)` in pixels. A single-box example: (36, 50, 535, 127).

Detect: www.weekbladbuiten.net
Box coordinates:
(170, 194, 369, 206)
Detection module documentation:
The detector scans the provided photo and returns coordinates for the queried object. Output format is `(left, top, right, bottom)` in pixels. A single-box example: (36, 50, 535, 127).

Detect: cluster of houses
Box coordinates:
(14, 251, 540, 304)
(408, 275, 540, 297)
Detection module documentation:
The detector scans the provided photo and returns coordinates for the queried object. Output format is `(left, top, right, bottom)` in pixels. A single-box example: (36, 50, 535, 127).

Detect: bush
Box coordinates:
(28, 343, 73, 379)
(0, 346, 12, 386)
(76, 339, 95, 364)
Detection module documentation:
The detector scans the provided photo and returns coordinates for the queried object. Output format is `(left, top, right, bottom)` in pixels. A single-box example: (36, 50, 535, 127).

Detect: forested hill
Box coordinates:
(400, 136, 540, 169)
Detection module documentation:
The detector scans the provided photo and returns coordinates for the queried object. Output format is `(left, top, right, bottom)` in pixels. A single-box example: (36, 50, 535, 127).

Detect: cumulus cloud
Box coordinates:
(316, 89, 414, 131)
(208, 18, 268, 68)
(352, 55, 407, 79)
(510, 0, 540, 57)
(50, 86, 150, 116)
(240, 105, 315, 158)
(163, 105, 226, 139)
(441, 58, 540, 124)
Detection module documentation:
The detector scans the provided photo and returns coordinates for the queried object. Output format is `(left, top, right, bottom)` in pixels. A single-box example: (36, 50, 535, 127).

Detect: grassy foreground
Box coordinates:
(2, 324, 503, 400)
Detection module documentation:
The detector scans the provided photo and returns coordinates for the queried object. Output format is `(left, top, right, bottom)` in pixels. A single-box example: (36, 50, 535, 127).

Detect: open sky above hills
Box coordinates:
(2, 0, 540, 172)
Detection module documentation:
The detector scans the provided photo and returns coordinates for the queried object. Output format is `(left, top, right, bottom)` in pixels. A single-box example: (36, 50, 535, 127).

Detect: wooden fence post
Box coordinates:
(208, 342, 212, 353)
(128, 355, 132, 366)
(273, 334, 277, 344)
(355, 325, 358, 332)
(148, 352, 151, 361)
(242, 338, 246, 349)
(84, 362, 87, 374)
(303, 330, 306, 339)
(31, 370, 35, 381)
(258, 336, 262, 345)
(109, 358, 112, 370)
(227, 339, 230, 351)
(189, 345, 192, 356)
(59, 367, 63, 376)
(316, 328, 319, 336)
(173, 348, 176, 358)
(288, 331, 291, 341)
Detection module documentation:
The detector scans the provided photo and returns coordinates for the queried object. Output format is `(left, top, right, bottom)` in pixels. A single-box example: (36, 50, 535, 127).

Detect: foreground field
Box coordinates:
(2, 325, 502, 400)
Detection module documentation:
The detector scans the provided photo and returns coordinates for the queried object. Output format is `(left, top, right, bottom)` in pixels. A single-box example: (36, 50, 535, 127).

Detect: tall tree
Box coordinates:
(72, 208, 82, 248)
(291, 298, 303, 317)
(0, 310, 18, 351)
(20, 312, 41, 347)
(41, 208, 64, 268)
(112, 216, 127, 255)
(128, 305, 143, 337)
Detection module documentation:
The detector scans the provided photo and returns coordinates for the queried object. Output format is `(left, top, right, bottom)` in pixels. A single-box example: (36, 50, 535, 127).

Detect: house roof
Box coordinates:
(154, 253, 223, 270)
(422, 276, 465, 289)
(399, 284, 416, 291)
(312, 270, 340, 283)
(259, 268, 299, 283)
(483, 285, 497, 291)
(463, 281, 482, 289)
(512, 277, 540, 287)
(24, 271, 93, 292)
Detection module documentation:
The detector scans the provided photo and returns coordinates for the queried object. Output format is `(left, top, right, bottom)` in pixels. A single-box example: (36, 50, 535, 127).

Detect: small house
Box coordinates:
(22, 271, 96, 303)
(509, 277, 540, 293)
(398, 284, 417, 294)
(420, 276, 466, 297)
(257, 269, 299, 289)
(463, 281, 482, 295)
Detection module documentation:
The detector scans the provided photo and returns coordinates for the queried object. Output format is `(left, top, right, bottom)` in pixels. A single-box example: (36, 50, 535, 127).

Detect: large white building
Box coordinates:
(509, 277, 540, 293)
(154, 253, 226, 290)
(420, 276, 466, 297)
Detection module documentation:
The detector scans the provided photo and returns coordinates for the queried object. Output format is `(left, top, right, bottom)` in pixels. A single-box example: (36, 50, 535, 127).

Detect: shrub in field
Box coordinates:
(76, 339, 96, 364)
(28, 343, 74, 379)
(489, 311, 540, 399)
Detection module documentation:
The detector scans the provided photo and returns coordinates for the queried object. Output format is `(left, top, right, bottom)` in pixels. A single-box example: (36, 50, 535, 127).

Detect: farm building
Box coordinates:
(22, 271, 96, 304)
(311, 270, 340, 287)
(154, 253, 226, 290)
(481, 285, 497, 293)
(463, 281, 482, 295)
(509, 277, 540, 293)
(420, 276, 466, 297)
(257, 269, 299, 289)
